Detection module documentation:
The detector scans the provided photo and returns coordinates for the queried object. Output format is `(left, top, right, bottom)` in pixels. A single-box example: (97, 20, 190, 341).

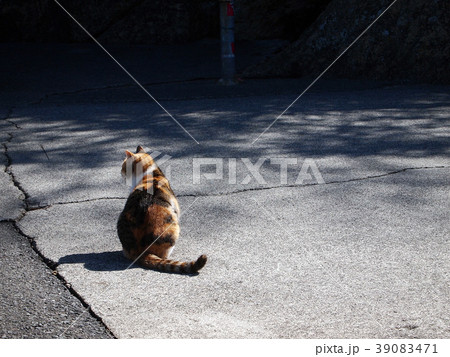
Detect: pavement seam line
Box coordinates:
(21, 165, 449, 212)
(11, 221, 116, 338)
(2, 110, 115, 338)
(2, 107, 21, 129)
(175, 165, 449, 198)
(31, 77, 220, 105)
(3, 141, 30, 209)
(2, 109, 27, 221)
(25, 197, 126, 213)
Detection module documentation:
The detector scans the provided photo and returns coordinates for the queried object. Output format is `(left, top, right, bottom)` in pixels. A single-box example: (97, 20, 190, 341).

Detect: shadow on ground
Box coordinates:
(7, 84, 449, 204)
(58, 250, 133, 271)
(58, 250, 203, 276)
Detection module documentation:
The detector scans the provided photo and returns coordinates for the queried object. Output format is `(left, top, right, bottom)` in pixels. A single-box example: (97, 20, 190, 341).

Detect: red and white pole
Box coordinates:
(219, 0, 236, 85)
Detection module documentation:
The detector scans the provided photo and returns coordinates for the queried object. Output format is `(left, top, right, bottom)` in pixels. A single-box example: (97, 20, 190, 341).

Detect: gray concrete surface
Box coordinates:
(1, 42, 449, 338)
(17, 168, 450, 338)
(0, 113, 25, 221)
(0, 168, 25, 221)
(1, 93, 112, 338)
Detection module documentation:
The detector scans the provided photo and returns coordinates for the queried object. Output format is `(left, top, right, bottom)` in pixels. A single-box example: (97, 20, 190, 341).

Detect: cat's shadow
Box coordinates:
(58, 251, 200, 276)
(58, 251, 134, 272)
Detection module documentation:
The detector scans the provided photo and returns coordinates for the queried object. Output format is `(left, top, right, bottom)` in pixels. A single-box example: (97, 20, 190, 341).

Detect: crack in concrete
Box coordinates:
(19, 165, 449, 212)
(3, 140, 30, 219)
(2, 110, 28, 221)
(2, 110, 116, 338)
(2, 107, 21, 129)
(177, 165, 449, 198)
(30, 76, 218, 105)
(26, 196, 126, 212)
(3, 98, 446, 339)
(11, 221, 116, 338)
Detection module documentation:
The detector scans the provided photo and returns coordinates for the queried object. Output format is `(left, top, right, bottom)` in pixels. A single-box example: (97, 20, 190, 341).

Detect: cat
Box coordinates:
(117, 145, 207, 274)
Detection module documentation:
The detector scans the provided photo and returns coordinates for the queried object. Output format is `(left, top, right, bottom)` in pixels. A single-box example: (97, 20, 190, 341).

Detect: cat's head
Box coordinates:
(121, 145, 154, 178)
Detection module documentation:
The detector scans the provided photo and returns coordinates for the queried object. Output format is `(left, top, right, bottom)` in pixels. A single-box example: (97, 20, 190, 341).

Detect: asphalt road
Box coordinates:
(1, 42, 449, 338)
(0, 222, 113, 338)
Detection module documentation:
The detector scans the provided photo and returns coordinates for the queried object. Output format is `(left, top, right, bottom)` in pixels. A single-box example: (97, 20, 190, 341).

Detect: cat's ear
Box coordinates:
(125, 150, 134, 158)
(136, 145, 145, 153)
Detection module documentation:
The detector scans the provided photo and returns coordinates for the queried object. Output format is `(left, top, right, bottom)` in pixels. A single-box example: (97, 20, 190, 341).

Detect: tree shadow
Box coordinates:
(7, 84, 449, 209)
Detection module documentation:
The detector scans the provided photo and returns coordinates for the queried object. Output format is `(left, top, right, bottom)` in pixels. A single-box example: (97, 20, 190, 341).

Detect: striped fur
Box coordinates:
(117, 145, 207, 274)
(139, 254, 207, 274)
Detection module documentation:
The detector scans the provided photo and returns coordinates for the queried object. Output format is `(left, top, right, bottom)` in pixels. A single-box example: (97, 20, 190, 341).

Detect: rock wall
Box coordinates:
(0, 0, 69, 42)
(234, 0, 332, 41)
(0, 0, 328, 43)
(1, 0, 448, 83)
(244, 0, 450, 83)
(0, 0, 219, 43)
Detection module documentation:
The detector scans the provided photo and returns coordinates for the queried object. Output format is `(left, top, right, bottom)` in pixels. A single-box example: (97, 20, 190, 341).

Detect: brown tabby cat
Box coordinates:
(117, 145, 207, 274)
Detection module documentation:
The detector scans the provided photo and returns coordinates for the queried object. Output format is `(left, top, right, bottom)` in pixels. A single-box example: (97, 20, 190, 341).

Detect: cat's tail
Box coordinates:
(139, 253, 207, 274)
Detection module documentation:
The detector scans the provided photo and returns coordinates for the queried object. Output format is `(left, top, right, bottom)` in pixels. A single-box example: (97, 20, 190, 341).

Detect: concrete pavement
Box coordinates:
(1, 90, 112, 338)
(16, 168, 450, 338)
(1, 42, 449, 338)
